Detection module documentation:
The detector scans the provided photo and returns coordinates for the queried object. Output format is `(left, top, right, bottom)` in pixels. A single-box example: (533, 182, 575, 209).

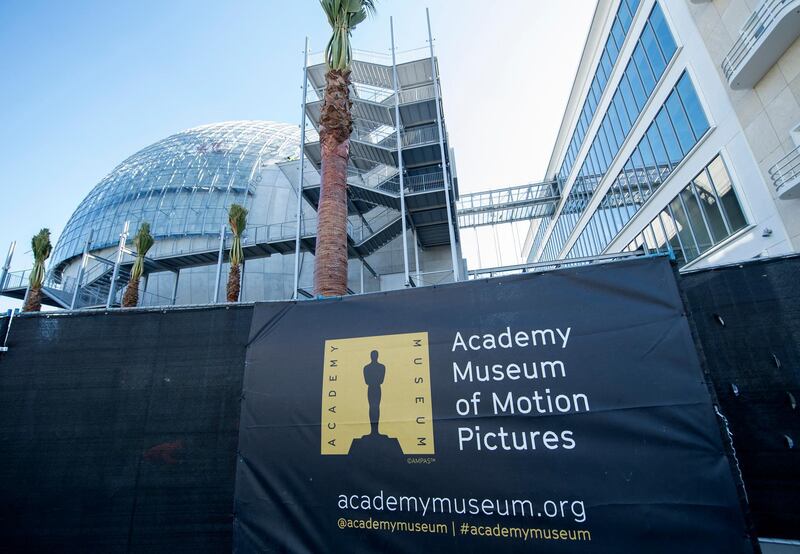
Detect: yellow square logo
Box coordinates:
(321, 332, 434, 455)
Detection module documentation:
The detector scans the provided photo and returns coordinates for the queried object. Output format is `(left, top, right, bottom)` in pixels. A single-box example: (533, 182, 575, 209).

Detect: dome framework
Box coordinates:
(52, 121, 300, 271)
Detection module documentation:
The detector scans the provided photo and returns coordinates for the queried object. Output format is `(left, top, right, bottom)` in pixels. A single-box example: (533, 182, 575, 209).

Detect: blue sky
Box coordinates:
(0, 0, 594, 310)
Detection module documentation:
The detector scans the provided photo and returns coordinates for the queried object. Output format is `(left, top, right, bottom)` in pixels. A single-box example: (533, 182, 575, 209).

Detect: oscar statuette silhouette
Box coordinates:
(348, 350, 403, 456)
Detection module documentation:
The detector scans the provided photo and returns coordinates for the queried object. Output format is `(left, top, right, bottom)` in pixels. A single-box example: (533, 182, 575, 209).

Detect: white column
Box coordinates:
(293, 37, 310, 300)
(426, 8, 460, 281)
(391, 17, 410, 287)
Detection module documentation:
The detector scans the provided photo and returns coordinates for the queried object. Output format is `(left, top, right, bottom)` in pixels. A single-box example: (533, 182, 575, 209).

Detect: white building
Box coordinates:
(524, 0, 800, 271)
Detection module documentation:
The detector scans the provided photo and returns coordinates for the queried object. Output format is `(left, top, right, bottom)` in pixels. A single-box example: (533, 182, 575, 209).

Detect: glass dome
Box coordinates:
(52, 120, 300, 271)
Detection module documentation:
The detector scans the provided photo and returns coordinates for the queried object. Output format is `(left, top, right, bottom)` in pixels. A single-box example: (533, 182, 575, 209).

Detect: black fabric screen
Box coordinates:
(681, 255, 800, 540)
(0, 253, 797, 550)
(0, 305, 253, 552)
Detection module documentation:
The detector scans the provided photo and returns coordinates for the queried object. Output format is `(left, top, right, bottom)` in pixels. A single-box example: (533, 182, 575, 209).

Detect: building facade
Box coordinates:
(524, 0, 800, 270)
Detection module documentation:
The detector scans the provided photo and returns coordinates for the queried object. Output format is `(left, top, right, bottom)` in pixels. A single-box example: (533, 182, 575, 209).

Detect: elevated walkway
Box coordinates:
(457, 181, 561, 228)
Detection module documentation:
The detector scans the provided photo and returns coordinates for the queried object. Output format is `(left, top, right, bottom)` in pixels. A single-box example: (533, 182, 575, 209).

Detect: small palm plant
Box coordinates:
(122, 222, 154, 307)
(226, 204, 248, 302)
(23, 228, 52, 312)
(314, 0, 376, 297)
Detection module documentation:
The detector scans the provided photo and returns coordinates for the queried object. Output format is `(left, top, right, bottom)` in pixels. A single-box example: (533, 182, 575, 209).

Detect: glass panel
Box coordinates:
(618, 75, 639, 125)
(599, 131, 613, 171)
(708, 156, 747, 232)
(601, 118, 617, 154)
(632, 43, 656, 93)
(607, 22, 620, 61)
(597, 56, 608, 89)
(611, 17, 626, 53)
(680, 185, 713, 253)
(637, 134, 657, 185)
(662, 210, 686, 265)
(655, 107, 682, 168)
(669, 196, 699, 261)
(692, 170, 727, 241)
(592, 148, 606, 182)
(625, 0, 641, 19)
(676, 73, 709, 140)
(587, 84, 597, 114)
(601, 49, 614, 79)
(631, 148, 652, 195)
(650, 3, 677, 59)
(608, 108, 624, 151)
(592, 79, 602, 108)
(641, 21, 666, 77)
(612, 92, 631, 135)
(650, 218, 669, 252)
(627, 62, 648, 110)
(665, 89, 695, 154)
(645, 124, 670, 177)
(643, 224, 659, 252)
(618, 0, 633, 29)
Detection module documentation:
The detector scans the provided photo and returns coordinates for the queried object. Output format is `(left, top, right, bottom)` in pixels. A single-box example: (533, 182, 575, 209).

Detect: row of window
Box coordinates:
(565, 71, 709, 259)
(539, 2, 678, 262)
(622, 155, 747, 266)
(558, 0, 641, 183)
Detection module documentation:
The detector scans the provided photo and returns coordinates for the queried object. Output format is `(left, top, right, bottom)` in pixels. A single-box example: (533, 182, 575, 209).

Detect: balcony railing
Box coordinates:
(308, 123, 440, 151)
(396, 84, 437, 105)
(308, 46, 431, 68)
(721, 0, 800, 88)
(769, 144, 800, 198)
(401, 124, 440, 148)
(310, 82, 437, 110)
(380, 170, 446, 194)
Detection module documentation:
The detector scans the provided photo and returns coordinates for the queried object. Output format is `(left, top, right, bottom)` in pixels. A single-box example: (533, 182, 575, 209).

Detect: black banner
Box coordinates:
(234, 257, 754, 553)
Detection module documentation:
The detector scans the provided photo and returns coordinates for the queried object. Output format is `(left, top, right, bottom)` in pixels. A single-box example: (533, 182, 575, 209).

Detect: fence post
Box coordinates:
(106, 221, 129, 309)
(213, 224, 225, 304)
(0, 241, 15, 290)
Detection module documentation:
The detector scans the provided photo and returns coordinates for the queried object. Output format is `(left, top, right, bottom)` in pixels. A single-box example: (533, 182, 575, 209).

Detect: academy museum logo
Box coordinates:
(321, 332, 434, 456)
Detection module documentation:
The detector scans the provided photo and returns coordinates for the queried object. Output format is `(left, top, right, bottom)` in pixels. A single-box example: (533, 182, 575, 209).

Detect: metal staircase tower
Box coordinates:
(292, 14, 462, 289)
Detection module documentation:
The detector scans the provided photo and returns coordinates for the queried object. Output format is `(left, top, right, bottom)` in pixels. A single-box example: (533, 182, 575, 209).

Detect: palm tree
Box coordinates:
(314, 0, 376, 297)
(122, 222, 154, 307)
(227, 203, 248, 302)
(22, 228, 52, 312)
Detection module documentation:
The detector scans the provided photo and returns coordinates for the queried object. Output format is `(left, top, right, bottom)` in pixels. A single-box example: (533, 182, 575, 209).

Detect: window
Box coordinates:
(665, 90, 695, 154)
(707, 156, 747, 232)
(692, 170, 728, 241)
(655, 108, 682, 168)
(650, 4, 676, 58)
(676, 73, 709, 140)
(640, 21, 666, 77)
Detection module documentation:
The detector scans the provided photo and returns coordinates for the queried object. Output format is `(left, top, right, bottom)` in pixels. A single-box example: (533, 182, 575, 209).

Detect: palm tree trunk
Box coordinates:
(227, 263, 241, 302)
(23, 287, 42, 312)
(314, 69, 352, 297)
(122, 277, 140, 307)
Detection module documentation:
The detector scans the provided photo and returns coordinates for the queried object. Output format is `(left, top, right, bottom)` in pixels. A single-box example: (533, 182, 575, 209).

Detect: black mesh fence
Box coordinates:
(0, 305, 253, 553)
(0, 255, 797, 549)
(680, 255, 800, 539)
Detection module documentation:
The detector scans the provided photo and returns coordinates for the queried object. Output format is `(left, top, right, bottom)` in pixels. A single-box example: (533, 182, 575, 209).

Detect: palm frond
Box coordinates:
(228, 204, 248, 267)
(28, 228, 52, 289)
(130, 222, 154, 281)
(320, 0, 378, 70)
(228, 204, 248, 238)
(31, 228, 52, 263)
